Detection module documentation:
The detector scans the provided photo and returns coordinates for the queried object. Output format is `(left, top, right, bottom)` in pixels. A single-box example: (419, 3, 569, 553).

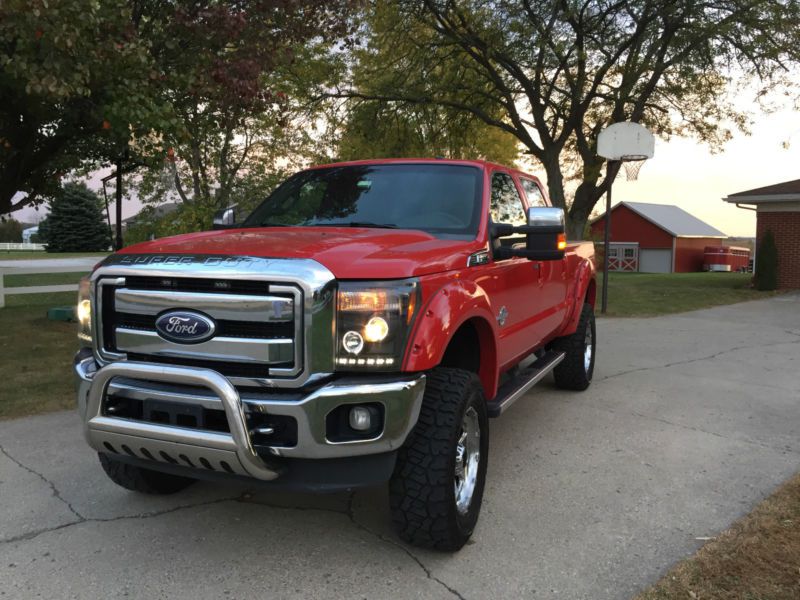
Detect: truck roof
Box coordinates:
(307, 157, 541, 184)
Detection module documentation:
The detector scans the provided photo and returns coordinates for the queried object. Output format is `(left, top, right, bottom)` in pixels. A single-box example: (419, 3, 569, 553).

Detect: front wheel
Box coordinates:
(552, 302, 596, 391)
(389, 368, 489, 551)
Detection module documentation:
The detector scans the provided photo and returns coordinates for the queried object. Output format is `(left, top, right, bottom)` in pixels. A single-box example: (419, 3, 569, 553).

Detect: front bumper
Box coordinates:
(75, 353, 425, 484)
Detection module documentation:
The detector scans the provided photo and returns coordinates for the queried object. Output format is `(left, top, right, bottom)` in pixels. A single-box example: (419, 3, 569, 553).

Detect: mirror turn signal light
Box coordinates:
(557, 233, 567, 251)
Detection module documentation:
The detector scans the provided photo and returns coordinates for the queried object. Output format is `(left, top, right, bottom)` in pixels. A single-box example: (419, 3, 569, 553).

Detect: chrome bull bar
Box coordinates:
(84, 362, 281, 481)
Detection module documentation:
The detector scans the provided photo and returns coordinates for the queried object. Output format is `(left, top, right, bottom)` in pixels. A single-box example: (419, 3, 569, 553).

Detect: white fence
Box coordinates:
(0, 265, 84, 308)
(0, 242, 46, 251)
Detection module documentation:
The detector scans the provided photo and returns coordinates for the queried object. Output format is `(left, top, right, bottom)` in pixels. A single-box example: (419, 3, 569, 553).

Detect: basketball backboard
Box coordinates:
(597, 122, 655, 161)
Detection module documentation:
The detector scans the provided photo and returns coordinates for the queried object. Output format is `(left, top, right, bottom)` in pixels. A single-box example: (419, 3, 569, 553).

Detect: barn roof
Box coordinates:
(594, 202, 726, 238)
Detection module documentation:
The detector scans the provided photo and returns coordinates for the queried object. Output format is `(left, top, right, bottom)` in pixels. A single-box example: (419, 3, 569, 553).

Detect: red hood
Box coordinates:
(119, 227, 481, 279)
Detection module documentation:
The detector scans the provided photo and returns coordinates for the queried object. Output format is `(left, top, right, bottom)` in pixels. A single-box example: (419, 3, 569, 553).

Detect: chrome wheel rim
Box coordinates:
(584, 325, 593, 374)
(454, 406, 481, 515)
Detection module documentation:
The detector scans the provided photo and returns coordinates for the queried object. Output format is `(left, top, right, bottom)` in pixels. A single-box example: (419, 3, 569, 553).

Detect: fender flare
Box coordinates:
(403, 279, 499, 399)
(562, 260, 596, 336)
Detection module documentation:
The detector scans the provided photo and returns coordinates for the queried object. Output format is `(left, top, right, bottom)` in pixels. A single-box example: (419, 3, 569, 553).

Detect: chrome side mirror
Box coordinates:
(524, 206, 566, 260)
(212, 205, 237, 229)
(527, 206, 565, 228)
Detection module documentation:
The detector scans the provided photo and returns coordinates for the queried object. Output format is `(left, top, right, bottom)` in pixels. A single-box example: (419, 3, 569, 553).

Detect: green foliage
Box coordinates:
(125, 1, 358, 234)
(39, 183, 111, 252)
(754, 230, 779, 291)
(334, 2, 520, 164)
(0, 219, 23, 242)
(0, 0, 161, 216)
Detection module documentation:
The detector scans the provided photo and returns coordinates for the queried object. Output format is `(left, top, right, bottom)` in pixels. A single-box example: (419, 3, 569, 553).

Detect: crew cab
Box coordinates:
(74, 159, 596, 551)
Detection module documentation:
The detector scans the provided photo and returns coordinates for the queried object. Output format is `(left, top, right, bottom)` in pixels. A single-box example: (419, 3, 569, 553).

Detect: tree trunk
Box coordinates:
(567, 181, 602, 240)
(539, 150, 566, 209)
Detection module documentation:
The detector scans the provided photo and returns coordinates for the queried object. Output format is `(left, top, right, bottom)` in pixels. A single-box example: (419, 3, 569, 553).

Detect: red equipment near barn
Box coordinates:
(703, 246, 751, 272)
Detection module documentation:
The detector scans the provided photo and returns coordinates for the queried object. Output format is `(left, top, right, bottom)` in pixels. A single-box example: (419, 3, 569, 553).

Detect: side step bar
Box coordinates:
(486, 351, 565, 417)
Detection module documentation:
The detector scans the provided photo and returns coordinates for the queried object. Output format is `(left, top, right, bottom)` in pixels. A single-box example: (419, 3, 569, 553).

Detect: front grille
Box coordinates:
(98, 275, 301, 381)
(104, 393, 298, 448)
(125, 353, 287, 378)
(115, 312, 294, 339)
(124, 276, 271, 295)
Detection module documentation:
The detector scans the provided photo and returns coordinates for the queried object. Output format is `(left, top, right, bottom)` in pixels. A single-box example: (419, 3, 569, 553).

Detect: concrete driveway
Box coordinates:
(1, 293, 798, 599)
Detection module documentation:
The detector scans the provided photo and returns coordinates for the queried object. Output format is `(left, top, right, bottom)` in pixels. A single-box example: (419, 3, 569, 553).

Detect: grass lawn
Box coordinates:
(0, 251, 109, 260)
(601, 272, 781, 317)
(0, 292, 78, 419)
(637, 472, 800, 599)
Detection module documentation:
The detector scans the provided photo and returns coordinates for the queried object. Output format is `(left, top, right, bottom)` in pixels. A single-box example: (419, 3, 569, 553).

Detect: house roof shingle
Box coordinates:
(725, 179, 800, 204)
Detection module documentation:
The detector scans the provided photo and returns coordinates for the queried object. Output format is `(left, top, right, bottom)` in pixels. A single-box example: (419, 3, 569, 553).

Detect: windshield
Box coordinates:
(242, 164, 483, 239)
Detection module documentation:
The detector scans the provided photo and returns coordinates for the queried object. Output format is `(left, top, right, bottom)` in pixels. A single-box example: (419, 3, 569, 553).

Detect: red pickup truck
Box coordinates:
(75, 159, 596, 550)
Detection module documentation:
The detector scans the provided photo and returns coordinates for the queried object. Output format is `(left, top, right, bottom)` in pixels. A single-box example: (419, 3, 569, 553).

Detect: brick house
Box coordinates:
(724, 179, 800, 289)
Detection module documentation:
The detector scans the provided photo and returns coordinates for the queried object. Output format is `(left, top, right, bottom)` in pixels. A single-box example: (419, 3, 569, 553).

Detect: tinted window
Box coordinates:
(242, 164, 483, 239)
(520, 178, 548, 207)
(490, 173, 526, 226)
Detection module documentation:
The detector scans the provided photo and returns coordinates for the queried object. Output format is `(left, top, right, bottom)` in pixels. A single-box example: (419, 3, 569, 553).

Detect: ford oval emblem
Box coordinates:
(155, 310, 216, 344)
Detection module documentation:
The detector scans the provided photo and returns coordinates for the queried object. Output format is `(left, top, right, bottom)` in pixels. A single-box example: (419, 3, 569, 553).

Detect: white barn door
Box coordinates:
(639, 249, 672, 273)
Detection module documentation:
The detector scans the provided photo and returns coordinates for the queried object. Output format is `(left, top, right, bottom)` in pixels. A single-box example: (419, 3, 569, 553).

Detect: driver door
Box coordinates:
(481, 171, 549, 368)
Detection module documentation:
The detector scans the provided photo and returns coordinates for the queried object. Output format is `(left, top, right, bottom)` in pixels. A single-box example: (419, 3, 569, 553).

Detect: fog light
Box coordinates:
(363, 316, 389, 342)
(342, 330, 364, 355)
(349, 406, 373, 431)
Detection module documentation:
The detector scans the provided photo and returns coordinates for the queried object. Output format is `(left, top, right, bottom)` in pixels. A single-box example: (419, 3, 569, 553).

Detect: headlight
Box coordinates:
(77, 276, 92, 346)
(336, 279, 420, 371)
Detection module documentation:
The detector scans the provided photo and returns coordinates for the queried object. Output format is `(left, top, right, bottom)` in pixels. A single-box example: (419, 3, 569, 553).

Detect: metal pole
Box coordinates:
(115, 157, 123, 250)
(600, 160, 617, 314)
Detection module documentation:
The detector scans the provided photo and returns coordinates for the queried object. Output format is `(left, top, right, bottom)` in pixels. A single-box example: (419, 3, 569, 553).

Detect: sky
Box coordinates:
(16, 107, 800, 238)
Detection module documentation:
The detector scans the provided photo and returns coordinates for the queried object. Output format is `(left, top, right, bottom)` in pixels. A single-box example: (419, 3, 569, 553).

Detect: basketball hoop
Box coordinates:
(621, 156, 647, 181)
(596, 122, 655, 315)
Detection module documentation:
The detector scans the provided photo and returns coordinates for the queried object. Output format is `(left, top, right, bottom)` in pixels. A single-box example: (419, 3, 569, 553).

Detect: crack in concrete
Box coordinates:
(345, 493, 467, 600)
(0, 495, 243, 545)
(580, 402, 800, 457)
(0, 443, 85, 521)
(600, 337, 800, 382)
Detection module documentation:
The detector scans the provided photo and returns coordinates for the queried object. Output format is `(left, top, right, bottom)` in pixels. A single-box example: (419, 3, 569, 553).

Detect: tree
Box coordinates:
(39, 183, 111, 252)
(329, 2, 520, 164)
(0, 0, 162, 217)
(754, 229, 778, 290)
(0, 219, 23, 243)
(125, 1, 359, 232)
(333, 1, 800, 238)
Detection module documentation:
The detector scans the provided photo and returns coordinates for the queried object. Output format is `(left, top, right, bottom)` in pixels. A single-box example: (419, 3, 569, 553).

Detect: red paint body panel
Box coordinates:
(116, 158, 596, 401)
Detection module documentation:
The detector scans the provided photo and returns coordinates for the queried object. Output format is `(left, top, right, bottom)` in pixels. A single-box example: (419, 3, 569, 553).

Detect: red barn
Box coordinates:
(590, 202, 727, 273)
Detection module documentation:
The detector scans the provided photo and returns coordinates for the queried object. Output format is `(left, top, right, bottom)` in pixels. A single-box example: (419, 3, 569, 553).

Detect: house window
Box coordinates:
(624, 248, 635, 258)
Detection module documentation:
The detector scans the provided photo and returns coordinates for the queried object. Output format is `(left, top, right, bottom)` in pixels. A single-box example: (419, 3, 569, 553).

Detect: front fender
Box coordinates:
(561, 260, 596, 336)
(402, 279, 499, 398)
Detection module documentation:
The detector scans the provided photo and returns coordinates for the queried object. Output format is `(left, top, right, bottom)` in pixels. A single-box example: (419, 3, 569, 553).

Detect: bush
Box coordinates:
(39, 183, 111, 252)
(0, 218, 23, 242)
(754, 230, 779, 291)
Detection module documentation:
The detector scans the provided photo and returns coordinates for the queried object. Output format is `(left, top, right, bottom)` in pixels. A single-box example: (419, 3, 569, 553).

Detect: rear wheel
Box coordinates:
(389, 368, 489, 551)
(552, 302, 596, 391)
(99, 453, 196, 495)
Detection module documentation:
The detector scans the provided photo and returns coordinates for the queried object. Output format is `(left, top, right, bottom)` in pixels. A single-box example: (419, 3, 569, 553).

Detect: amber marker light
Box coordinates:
(557, 233, 567, 251)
